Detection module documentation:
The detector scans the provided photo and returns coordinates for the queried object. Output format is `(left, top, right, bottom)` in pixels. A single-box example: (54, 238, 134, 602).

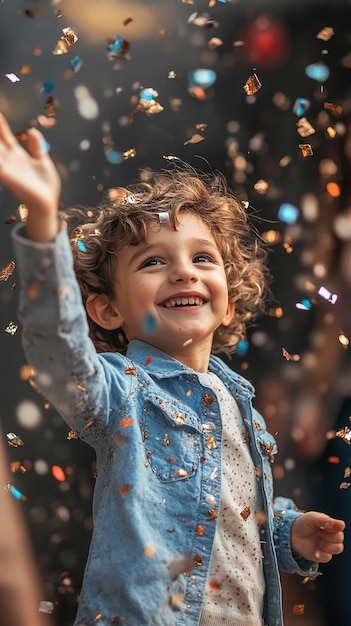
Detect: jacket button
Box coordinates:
(202, 422, 216, 434)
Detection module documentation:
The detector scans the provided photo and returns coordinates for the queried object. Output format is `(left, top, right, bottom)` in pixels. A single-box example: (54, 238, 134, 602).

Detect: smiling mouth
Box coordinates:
(162, 296, 206, 308)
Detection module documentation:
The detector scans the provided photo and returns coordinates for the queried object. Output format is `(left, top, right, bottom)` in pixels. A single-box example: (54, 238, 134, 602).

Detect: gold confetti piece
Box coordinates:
(93, 615, 103, 623)
(339, 333, 350, 348)
(10, 461, 27, 474)
(53, 27, 78, 55)
(293, 605, 305, 615)
(6, 432, 24, 447)
(183, 338, 193, 346)
(340, 482, 351, 489)
(317, 26, 335, 41)
(297, 117, 315, 137)
(240, 506, 251, 521)
(254, 179, 269, 194)
(163, 434, 170, 446)
(5, 321, 18, 335)
(184, 133, 205, 145)
(243, 73, 262, 96)
(123, 148, 136, 160)
(173, 468, 189, 479)
(0, 261, 16, 281)
(163, 154, 180, 161)
(19, 65, 32, 75)
(336, 426, 351, 444)
(67, 429, 79, 440)
(123, 17, 133, 26)
(168, 70, 176, 78)
(324, 101, 343, 115)
(206, 436, 217, 449)
(299, 143, 313, 157)
(282, 347, 300, 362)
(62, 27, 78, 45)
(195, 524, 205, 536)
(269, 307, 283, 318)
(208, 37, 223, 49)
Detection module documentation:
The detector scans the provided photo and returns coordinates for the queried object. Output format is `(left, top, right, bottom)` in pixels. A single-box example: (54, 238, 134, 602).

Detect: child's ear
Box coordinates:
(221, 301, 235, 327)
(86, 294, 124, 330)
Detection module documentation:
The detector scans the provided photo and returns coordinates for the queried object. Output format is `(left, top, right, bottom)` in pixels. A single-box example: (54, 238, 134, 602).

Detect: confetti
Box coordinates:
(53, 27, 78, 54)
(338, 333, 350, 348)
(6, 484, 26, 500)
(188, 68, 217, 89)
(293, 605, 305, 615)
(335, 426, 351, 444)
(6, 432, 24, 447)
(296, 299, 312, 311)
(278, 203, 299, 224)
(297, 117, 315, 137)
(324, 101, 343, 115)
(299, 143, 313, 157)
(5, 73, 20, 83)
(316, 26, 335, 41)
(52, 465, 66, 482)
(282, 348, 300, 362)
(240, 506, 251, 521)
(184, 133, 205, 145)
(0, 260, 16, 281)
(106, 36, 131, 61)
(243, 73, 262, 96)
(123, 148, 136, 160)
(293, 98, 310, 116)
(5, 321, 19, 335)
(317, 285, 338, 304)
(305, 62, 330, 82)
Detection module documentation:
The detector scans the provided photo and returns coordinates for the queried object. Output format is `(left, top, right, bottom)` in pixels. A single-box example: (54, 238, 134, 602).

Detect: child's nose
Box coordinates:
(169, 261, 199, 283)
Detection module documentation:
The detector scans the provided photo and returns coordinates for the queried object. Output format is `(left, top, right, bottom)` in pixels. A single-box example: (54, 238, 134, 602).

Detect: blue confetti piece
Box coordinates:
(70, 56, 83, 73)
(40, 81, 56, 95)
(296, 299, 312, 311)
(143, 312, 157, 334)
(278, 203, 300, 225)
(9, 485, 24, 500)
(139, 88, 156, 102)
(305, 63, 330, 82)
(77, 240, 87, 252)
(236, 339, 249, 356)
(39, 137, 50, 153)
(293, 98, 310, 116)
(104, 149, 124, 165)
(188, 68, 217, 89)
(107, 36, 124, 54)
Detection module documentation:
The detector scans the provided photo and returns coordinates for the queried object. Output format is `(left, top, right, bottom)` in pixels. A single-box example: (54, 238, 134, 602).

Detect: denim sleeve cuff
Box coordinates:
(273, 497, 319, 578)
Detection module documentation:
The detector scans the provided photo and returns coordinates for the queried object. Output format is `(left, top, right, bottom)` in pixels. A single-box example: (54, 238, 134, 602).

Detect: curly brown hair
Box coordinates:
(66, 167, 269, 355)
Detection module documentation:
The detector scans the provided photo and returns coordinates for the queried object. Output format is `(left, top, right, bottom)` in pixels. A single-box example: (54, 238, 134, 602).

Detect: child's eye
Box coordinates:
(139, 257, 163, 268)
(193, 253, 214, 263)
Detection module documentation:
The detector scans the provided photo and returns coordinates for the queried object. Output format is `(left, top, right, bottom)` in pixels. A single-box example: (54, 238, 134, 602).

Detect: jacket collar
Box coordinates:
(126, 340, 255, 398)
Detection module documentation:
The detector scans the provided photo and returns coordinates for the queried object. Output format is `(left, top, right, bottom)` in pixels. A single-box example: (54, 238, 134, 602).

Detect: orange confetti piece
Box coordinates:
(120, 417, 134, 428)
(52, 465, 66, 482)
(327, 456, 340, 464)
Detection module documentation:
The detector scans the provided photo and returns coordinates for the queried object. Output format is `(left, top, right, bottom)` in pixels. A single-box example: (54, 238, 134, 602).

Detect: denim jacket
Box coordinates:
(12, 225, 317, 626)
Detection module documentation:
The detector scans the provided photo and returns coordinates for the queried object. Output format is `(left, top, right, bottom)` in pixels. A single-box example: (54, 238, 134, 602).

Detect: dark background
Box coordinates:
(1, 1, 351, 624)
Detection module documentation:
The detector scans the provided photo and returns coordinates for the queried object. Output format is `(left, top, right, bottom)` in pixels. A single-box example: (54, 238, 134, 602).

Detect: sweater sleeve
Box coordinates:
(11, 223, 129, 446)
(273, 496, 319, 577)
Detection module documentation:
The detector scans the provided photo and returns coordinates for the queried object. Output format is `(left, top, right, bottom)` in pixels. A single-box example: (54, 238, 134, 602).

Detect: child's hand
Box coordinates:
(0, 112, 61, 242)
(291, 511, 345, 563)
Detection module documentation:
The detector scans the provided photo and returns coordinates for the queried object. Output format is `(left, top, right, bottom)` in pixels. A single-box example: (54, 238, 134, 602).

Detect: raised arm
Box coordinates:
(0, 112, 60, 242)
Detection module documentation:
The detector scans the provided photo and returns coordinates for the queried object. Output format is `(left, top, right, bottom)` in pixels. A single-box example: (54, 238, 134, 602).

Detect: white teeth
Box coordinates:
(164, 297, 204, 308)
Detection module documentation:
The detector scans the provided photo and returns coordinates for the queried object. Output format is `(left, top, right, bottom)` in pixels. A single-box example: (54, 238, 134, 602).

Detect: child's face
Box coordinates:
(108, 212, 234, 368)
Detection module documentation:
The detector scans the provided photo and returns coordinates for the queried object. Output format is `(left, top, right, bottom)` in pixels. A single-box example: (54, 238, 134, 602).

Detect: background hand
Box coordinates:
(291, 512, 345, 563)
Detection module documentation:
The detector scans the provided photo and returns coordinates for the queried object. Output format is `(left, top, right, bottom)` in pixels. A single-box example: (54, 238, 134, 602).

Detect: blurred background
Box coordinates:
(1, 0, 351, 624)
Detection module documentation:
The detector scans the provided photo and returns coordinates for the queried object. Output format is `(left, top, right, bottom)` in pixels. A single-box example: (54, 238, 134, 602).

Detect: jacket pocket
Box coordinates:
(141, 391, 202, 483)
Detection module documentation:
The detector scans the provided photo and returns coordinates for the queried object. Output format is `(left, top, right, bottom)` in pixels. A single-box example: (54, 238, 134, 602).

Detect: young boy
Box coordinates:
(0, 112, 345, 626)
